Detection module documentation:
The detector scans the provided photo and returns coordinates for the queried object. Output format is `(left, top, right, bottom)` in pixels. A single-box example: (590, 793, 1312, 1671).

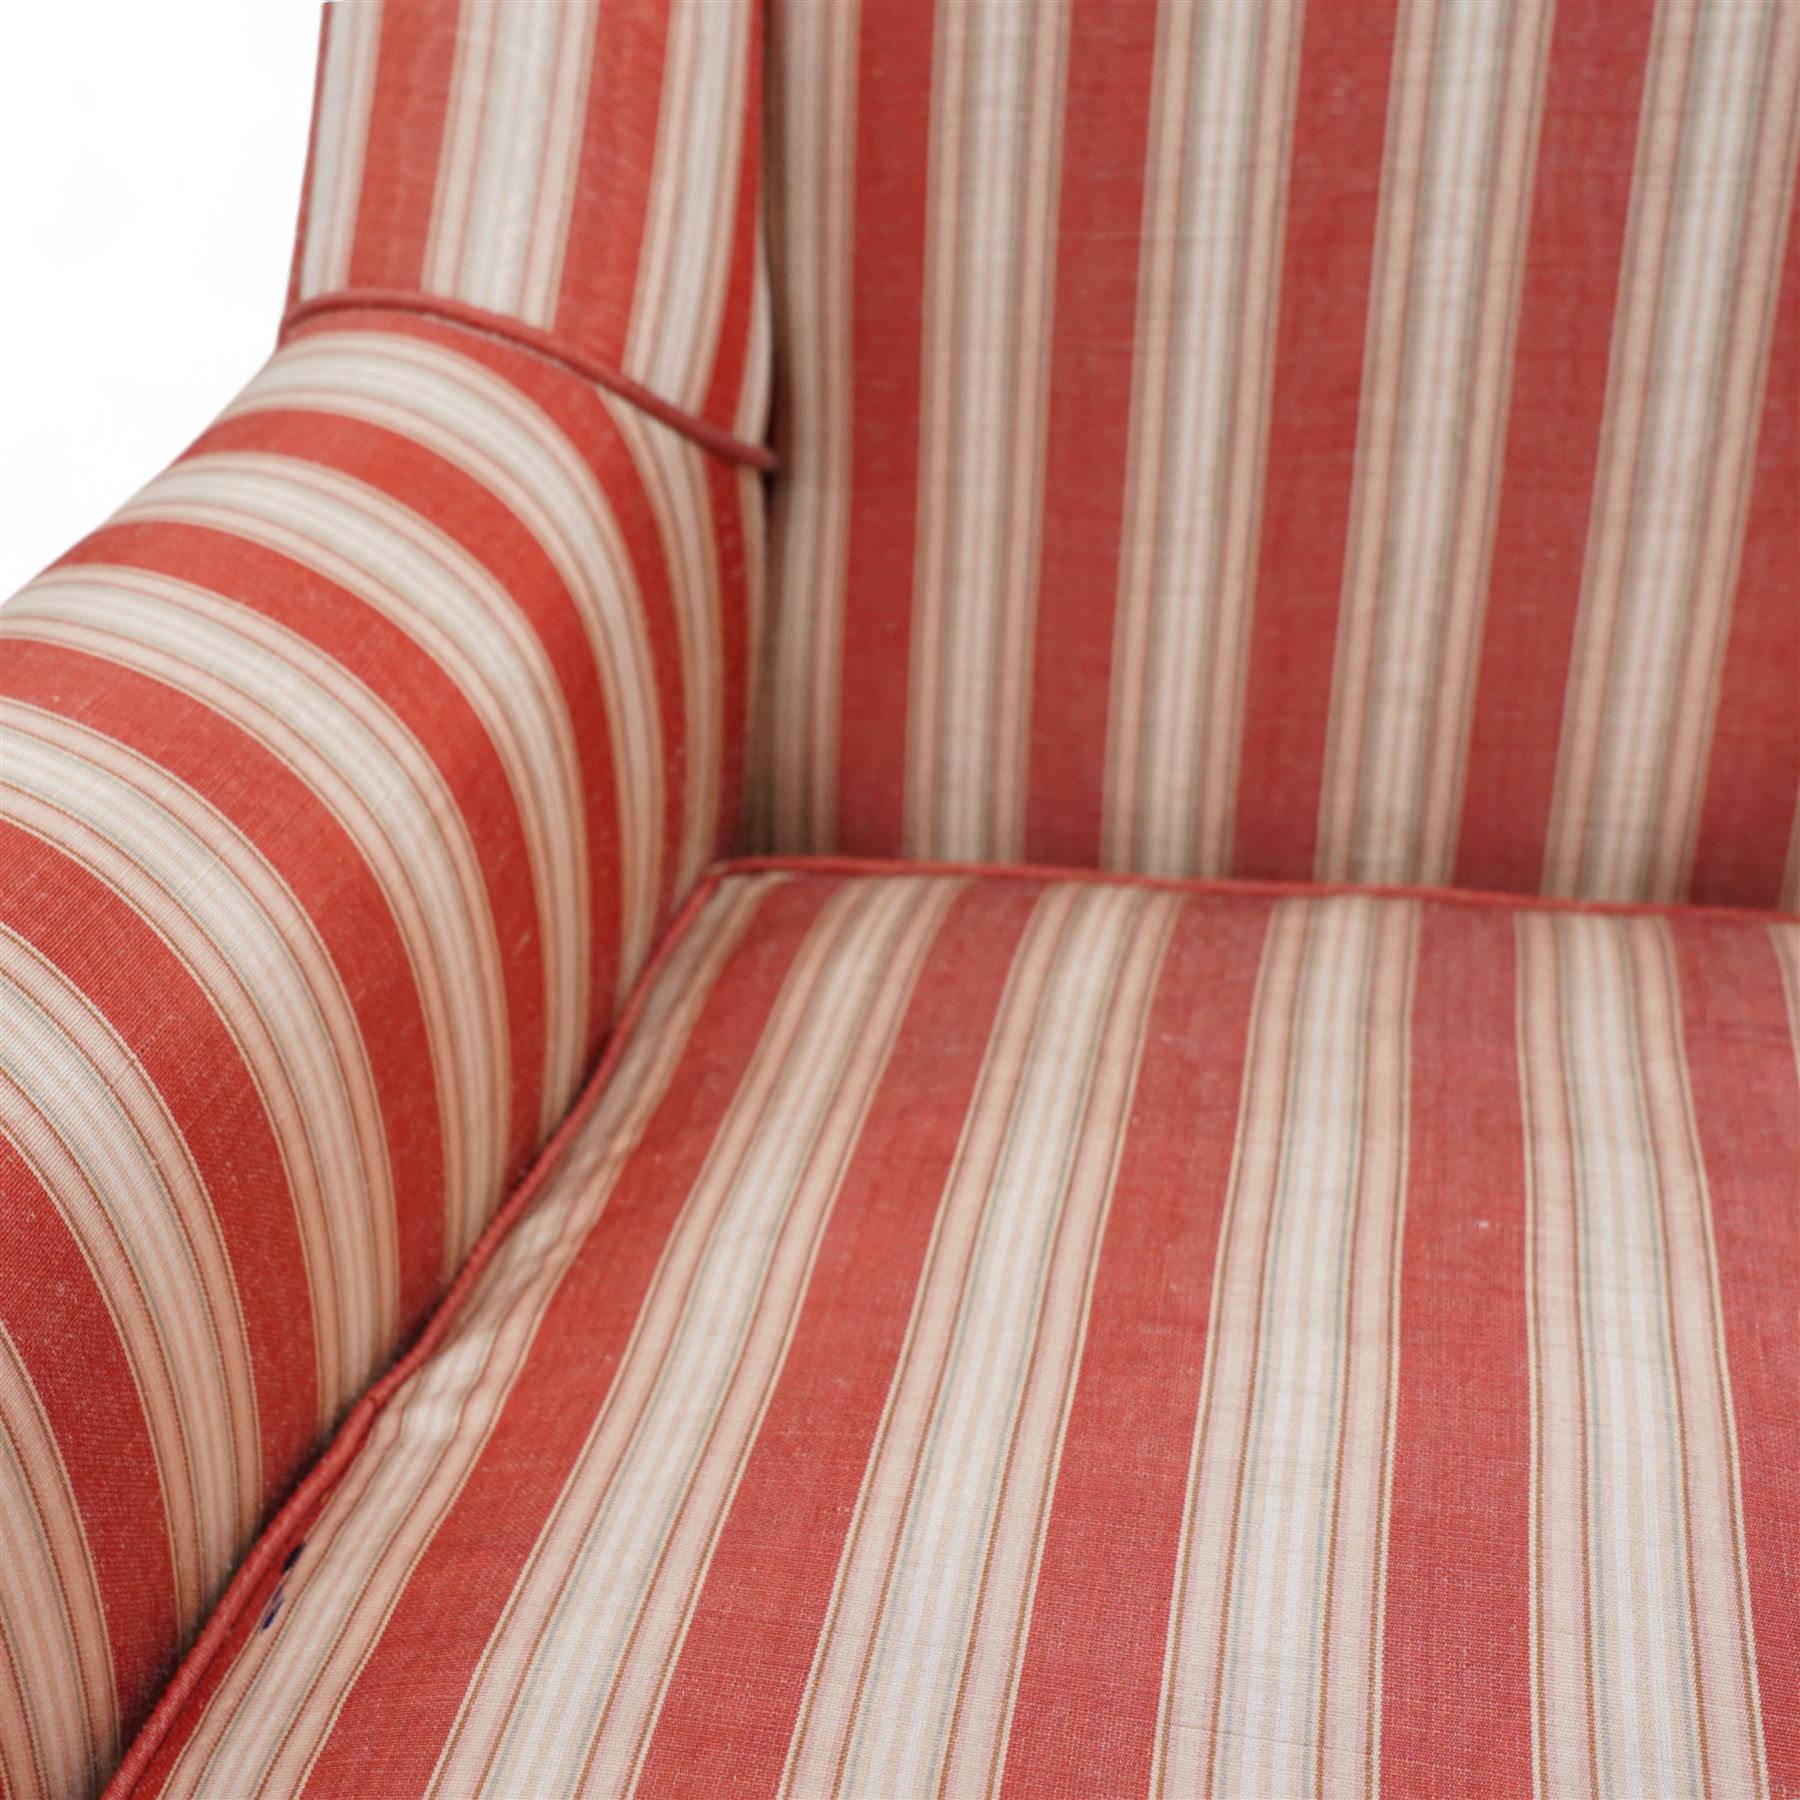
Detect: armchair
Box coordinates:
(1, 2, 1794, 1796)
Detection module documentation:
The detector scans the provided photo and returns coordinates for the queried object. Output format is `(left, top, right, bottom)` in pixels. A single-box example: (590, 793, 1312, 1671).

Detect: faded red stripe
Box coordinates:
(1675, 922, 1800, 1792)
(1020, 0, 1158, 870)
(638, 878, 1036, 1794)
(832, 0, 936, 855)
(1380, 904, 1532, 1793)
(1689, 207, 1800, 907)
(554, 1, 671, 369)
(345, 7, 458, 292)
(1001, 895, 1267, 1795)
(295, 877, 834, 1798)
(707, 454, 753, 867)
(1455, 5, 1656, 895)
(1232, 0, 1398, 882)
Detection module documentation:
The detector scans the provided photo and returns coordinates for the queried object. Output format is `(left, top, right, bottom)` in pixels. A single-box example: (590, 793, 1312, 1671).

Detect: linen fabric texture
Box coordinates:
(121, 868, 1798, 1799)
(757, 0, 1800, 907)
(0, 2, 765, 1789)
(0, 0, 1794, 1797)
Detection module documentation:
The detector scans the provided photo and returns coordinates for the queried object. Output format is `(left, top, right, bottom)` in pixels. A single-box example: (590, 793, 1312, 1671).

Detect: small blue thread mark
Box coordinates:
(260, 1540, 308, 1630)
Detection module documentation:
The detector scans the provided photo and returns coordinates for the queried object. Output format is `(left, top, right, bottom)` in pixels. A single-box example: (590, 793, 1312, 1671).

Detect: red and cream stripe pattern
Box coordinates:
(758, 0, 1800, 908)
(293, 0, 770, 450)
(0, 303, 761, 1800)
(1518, 912, 1769, 1798)
(116, 866, 1797, 1798)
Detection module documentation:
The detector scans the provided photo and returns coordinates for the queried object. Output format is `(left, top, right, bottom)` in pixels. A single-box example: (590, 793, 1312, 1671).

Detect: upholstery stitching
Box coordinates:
(281, 290, 777, 471)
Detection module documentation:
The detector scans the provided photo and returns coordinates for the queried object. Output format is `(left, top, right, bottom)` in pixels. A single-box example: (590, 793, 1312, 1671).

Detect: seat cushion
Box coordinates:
(116, 864, 1797, 1798)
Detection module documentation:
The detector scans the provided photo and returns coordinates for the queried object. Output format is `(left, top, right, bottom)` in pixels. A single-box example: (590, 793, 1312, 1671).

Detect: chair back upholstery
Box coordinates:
(293, 0, 769, 447)
(756, 0, 1799, 907)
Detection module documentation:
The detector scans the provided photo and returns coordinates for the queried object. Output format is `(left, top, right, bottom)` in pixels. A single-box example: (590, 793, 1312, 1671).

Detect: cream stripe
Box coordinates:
(1521, 913, 1762, 1797)
(1103, 0, 1301, 879)
(297, 0, 383, 300)
(1155, 896, 1414, 1799)
(163, 877, 782, 1800)
(940, 890, 1178, 1798)
(734, 227, 775, 446)
(1654, 7, 1800, 898)
(627, 0, 748, 410)
(1408, 0, 1552, 884)
(423, 1, 501, 299)
(456, 2, 563, 317)
(1318, 0, 1552, 888)
(518, 3, 600, 323)
(906, 0, 1069, 862)
(607, 401, 729, 900)
(1633, 922, 1767, 1797)
(0, 1326, 116, 1800)
(736, 459, 769, 848)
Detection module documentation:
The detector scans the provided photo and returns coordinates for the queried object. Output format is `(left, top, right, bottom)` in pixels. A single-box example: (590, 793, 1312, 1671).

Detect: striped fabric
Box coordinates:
(293, 0, 770, 454)
(112, 865, 1797, 1800)
(7, 2, 1797, 1796)
(756, 0, 1800, 908)
(0, 299, 762, 1799)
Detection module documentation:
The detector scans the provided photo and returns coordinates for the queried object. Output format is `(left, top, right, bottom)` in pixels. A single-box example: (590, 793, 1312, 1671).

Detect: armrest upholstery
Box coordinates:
(0, 298, 763, 1800)
(0, 306, 761, 1798)
(0, 4, 766, 1792)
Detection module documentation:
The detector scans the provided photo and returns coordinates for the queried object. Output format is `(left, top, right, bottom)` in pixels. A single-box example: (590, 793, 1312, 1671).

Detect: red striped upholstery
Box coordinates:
(112, 866, 1798, 1798)
(756, 0, 1800, 907)
(292, 0, 768, 450)
(5, 3, 1797, 1797)
(0, 5, 765, 1790)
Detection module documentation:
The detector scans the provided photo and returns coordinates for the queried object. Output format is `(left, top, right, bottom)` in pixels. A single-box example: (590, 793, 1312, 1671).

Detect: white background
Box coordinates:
(0, 4, 319, 598)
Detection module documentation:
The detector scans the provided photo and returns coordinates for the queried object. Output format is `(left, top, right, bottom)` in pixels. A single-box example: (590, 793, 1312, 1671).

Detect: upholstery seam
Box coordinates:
(103, 852, 1788, 1793)
(280, 290, 778, 471)
(105, 864, 738, 1798)
(724, 853, 1798, 925)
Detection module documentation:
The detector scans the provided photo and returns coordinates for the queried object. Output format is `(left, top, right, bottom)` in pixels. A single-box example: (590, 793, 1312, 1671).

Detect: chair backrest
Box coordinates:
(755, 0, 1799, 908)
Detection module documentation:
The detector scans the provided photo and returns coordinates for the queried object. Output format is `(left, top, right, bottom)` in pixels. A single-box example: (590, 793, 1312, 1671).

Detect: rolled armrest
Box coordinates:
(0, 307, 761, 1797)
(3, 1, 768, 1786)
